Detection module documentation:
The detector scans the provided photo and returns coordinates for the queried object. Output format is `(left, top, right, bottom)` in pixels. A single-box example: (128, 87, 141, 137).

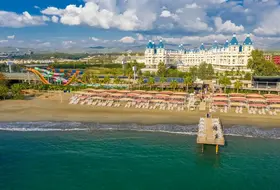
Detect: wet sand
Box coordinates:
(0, 93, 279, 128)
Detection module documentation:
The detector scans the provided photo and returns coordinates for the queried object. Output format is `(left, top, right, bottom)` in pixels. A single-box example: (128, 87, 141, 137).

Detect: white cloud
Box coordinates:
(0, 40, 8, 43)
(62, 40, 76, 46)
(7, 35, 15, 40)
(253, 8, 280, 36)
(119, 36, 135, 43)
(0, 11, 47, 27)
(214, 17, 244, 33)
(90, 37, 99, 41)
(185, 3, 200, 9)
(41, 2, 156, 31)
(51, 16, 59, 23)
(160, 10, 172, 18)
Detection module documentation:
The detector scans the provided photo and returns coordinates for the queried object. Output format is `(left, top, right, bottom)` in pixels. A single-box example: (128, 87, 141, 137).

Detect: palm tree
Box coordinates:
(92, 76, 99, 84)
(0, 84, 8, 100)
(184, 75, 193, 93)
(170, 80, 178, 91)
(148, 77, 155, 90)
(218, 76, 231, 93)
(137, 76, 144, 90)
(159, 77, 166, 91)
(234, 80, 243, 93)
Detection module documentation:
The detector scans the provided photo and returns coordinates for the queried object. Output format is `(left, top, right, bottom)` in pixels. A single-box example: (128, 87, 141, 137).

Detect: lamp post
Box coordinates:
(132, 66, 137, 83)
(122, 60, 126, 76)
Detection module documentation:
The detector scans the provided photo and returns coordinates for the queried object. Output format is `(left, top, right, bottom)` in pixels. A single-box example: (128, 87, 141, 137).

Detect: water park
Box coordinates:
(26, 67, 84, 86)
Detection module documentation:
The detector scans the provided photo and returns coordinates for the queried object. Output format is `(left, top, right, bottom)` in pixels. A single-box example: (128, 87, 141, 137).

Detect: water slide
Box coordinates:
(27, 68, 50, 84)
(27, 67, 77, 86)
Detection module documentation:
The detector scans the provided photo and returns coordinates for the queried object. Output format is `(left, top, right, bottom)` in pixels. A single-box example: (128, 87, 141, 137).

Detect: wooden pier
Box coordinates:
(197, 117, 225, 154)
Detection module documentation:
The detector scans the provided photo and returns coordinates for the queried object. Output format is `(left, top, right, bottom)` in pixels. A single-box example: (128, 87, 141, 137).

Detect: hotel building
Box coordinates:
(142, 34, 254, 73)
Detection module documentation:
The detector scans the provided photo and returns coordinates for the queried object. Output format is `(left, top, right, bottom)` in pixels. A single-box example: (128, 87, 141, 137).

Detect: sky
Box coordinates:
(1, 0, 280, 51)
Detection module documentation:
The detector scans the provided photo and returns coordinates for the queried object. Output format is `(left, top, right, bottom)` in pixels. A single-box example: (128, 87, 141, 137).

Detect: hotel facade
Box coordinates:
(143, 34, 254, 73)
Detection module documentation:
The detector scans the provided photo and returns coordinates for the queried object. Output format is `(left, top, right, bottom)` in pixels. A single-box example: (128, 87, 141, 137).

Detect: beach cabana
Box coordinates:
(230, 97, 247, 102)
(168, 100, 184, 104)
(150, 99, 166, 103)
(93, 89, 106, 93)
(155, 94, 170, 100)
(248, 103, 266, 108)
(246, 94, 263, 98)
(118, 90, 131, 94)
(212, 102, 228, 106)
(133, 90, 146, 94)
(98, 92, 109, 97)
(106, 89, 119, 93)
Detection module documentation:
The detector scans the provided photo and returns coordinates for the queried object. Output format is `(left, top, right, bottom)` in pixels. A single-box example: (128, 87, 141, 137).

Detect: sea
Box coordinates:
(0, 122, 280, 190)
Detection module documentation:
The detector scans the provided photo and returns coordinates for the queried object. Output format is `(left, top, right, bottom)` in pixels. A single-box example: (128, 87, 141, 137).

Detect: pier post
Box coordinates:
(216, 145, 219, 154)
(202, 144, 204, 153)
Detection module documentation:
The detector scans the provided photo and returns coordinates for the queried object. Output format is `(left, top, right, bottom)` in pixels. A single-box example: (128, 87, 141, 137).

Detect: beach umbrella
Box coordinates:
(246, 94, 263, 98)
(99, 92, 109, 97)
(230, 102, 246, 107)
(127, 93, 140, 97)
(213, 97, 228, 101)
(139, 94, 153, 99)
(229, 93, 246, 97)
(119, 98, 134, 102)
(155, 94, 170, 99)
(173, 92, 187, 96)
(159, 91, 174, 95)
(111, 93, 123, 97)
(213, 93, 227, 97)
(118, 90, 131, 94)
(269, 104, 280, 108)
(247, 98, 266, 103)
(212, 102, 228, 106)
(150, 99, 166, 103)
(133, 90, 146, 94)
(248, 103, 266, 108)
(170, 95, 186, 100)
(146, 91, 158, 94)
(168, 100, 184, 104)
(230, 97, 247, 102)
(266, 99, 280, 103)
(106, 89, 119, 93)
(264, 94, 280, 98)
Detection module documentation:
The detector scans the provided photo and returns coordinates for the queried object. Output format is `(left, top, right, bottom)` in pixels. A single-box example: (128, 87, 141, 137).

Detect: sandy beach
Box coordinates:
(0, 92, 279, 128)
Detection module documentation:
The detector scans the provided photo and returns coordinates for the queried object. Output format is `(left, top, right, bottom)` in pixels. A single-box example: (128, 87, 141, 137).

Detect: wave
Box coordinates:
(0, 121, 280, 140)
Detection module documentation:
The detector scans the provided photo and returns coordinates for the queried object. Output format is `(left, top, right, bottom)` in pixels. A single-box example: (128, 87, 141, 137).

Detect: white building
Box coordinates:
(142, 34, 254, 73)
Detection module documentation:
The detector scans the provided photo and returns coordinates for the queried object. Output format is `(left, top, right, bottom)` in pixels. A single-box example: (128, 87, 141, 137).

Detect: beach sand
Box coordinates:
(0, 92, 279, 128)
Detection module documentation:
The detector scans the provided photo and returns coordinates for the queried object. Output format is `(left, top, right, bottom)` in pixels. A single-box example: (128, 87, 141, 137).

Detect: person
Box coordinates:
(206, 113, 210, 118)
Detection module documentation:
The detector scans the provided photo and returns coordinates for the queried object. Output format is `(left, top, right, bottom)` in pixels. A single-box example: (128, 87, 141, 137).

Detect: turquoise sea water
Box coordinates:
(0, 122, 280, 190)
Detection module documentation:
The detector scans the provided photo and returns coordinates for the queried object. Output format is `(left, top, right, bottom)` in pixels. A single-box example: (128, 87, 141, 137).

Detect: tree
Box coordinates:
(157, 62, 166, 77)
(189, 66, 198, 80)
(244, 72, 252, 80)
(0, 84, 8, 100)
(218, 76, 231, 92)
(143, 71, 151, 77)
(148, 77, 155, 90)
(234, 80, 243, 93)
(11, 84, 25, 99)
(159, 77, 166, 91)
(113, 77, 121, 84)
(92, 76, 100, 84)
(137, 76, 144, 90)
(103, 76, 111, 84)
(0, 72, 7, 85)
(248, 49, 280, 76)
(184, 75, 193, 93)
(170, 80, 178, 91)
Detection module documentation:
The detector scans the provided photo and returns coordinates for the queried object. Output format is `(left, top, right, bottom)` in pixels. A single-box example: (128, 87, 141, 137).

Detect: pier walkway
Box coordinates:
(197, 117, 225, 154)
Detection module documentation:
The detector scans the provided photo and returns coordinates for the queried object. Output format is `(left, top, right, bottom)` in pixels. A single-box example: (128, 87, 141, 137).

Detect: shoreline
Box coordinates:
(0, 94, 279, 128)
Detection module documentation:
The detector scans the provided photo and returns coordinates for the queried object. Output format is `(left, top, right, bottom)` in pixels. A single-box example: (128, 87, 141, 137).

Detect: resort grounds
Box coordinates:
(0, 90, 280, 128)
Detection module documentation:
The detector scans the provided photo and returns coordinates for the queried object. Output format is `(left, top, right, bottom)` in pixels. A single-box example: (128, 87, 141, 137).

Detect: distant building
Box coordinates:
(143, 34, 254, 73)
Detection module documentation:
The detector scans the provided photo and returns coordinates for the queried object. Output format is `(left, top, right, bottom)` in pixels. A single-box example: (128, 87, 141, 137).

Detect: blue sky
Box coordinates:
(1, 0, 280, 50)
